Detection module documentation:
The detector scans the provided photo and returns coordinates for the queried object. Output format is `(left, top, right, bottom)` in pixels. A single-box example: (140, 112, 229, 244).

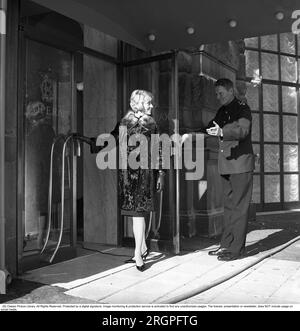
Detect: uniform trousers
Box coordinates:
(220, 172, 253, 256)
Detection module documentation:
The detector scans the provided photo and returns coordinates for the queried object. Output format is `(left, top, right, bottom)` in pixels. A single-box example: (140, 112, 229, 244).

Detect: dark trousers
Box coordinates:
(220, 172, 253, 255)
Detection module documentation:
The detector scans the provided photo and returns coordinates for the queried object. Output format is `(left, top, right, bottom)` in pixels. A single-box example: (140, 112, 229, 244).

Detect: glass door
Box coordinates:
(19, 38, 76, 271)
(122, 53, 180, 254)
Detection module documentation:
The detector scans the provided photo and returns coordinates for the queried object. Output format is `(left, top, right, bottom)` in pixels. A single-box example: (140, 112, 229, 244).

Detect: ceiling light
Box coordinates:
(228, 19, 237, 28)
(275, 11, 284, 20)
(148, 33, 156, 41)
(187, 27, 195, 35)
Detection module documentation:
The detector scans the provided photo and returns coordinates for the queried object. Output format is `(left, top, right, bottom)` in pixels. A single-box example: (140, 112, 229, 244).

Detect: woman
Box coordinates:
(119, 90, 164, 271)
(79, 90, 164, 272)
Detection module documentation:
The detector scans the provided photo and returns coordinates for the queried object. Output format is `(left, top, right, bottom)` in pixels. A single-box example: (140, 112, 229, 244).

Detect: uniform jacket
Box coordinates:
(207, 98, 255, 175)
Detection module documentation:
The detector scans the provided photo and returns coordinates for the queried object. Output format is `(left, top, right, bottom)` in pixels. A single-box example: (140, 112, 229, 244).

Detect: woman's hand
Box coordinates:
(156, 171, 165, 192)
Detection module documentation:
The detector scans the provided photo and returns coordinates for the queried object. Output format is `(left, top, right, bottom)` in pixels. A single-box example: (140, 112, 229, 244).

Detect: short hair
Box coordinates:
(130, 89, 154, 112)
(215, 78, 234, 90)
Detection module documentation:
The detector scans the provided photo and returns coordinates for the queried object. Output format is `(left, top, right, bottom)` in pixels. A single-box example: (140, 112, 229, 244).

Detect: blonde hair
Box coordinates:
(130, 90, 154, 112)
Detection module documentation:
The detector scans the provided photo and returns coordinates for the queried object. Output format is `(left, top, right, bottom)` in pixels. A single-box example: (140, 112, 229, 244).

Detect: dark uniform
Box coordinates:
(207, 97, 255, 257)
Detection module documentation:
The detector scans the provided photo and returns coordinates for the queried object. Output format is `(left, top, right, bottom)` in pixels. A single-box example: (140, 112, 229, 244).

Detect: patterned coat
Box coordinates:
(118, 110, 160, 216)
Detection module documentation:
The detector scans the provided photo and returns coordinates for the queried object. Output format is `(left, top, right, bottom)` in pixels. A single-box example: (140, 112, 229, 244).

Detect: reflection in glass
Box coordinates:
(245, 83, 259, 110)
(281, 56, 297, 83)
(252, 113, 260, 142)
(245, 37, 258, 48)
(245, 50, 259, 78)
(280, 33, 296, 54)
(24, 40, 72, 252)
(252, 175, 260, 203)
(264, 114, 279, 142)
(284, 145, 298, 172)
(264, 175, 280, 203)
(263, 84, 278, 112)
(284, 175, 299, 202)
(283, 116, 298, 143)
(264, 145, 280, 172)
(253, 144, 260, 172)
(282, 86, 297, 113)
(261, 34, 278, 51)
(261, 53, 279, 80)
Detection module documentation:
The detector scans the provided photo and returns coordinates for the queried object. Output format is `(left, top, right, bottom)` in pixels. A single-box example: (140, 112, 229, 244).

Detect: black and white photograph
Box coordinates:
(1, 0, 300, 317)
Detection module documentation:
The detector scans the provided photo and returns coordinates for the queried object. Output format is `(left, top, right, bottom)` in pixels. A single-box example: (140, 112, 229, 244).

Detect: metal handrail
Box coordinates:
(41, 134, 65, 254)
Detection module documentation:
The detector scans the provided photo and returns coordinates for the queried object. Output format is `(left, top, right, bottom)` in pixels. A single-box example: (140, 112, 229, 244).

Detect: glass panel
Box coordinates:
(284, 145, 299, 172)
(245, 37, 258, 48)
(282, 86, 297, 113)
(264, 144, 280, 172)
(252, 113, 260, 142)
(283, 116, 298, 142)
(245, 82, 259, 110)
(253, 144, 260, 173)
(280, 33, 296, 54)
(261, 34, 278, 51)
(264, 175, 280, 203)
(261, 53, 279, 80)
(252, 175, 261, 203)
(281, 56, 297, 83)
(284, 174, 299, 202)
(263, 84, 279, 112)
(264, 114, 279, 142)
(24, 40, 73, 253)
(245, 50, 259, 78)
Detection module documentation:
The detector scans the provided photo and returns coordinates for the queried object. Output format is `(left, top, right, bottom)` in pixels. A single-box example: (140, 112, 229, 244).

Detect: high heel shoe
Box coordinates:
(142, 248, 150, 260)
(124, 249, 149, 264)
(136, 263, 146, 272)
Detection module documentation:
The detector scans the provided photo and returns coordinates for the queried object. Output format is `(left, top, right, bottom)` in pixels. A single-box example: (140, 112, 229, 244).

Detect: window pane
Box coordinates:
(264, 144, 280, 172)
(252, 113, 260, 142)
(245, 82, 259, 110)
(245, 37, 258, 48)
(252, 175, 261, 203)
(284, 145, 299, 172)
(264, 114, 279, 142)
(282, 86, 297, 113)
(261, 34, 278, 51)
(262, 53, 279, 80)
(263, 84, 279, 112)
(265, 175, 280, 202)
(284, 174, 299, 202)
(283, 116, 298, 142)
(253, 144, 260, 172)
(281, 56, 297, 83)
(245, 50, 259, 78)
(280, 33, 296, 54)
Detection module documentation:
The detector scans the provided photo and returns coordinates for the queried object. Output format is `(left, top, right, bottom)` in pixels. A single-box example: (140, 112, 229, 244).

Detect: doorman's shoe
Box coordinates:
(208, 247, 228, 256)
(217, 252, 243, 261)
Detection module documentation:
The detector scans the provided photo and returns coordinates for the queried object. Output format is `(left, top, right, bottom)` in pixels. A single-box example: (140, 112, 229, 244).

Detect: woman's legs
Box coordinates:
(132, 217, 146, 266)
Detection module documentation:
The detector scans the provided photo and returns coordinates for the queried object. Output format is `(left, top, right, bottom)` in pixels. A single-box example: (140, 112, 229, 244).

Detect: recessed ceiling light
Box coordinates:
(148, 33, 156, 41)
(228, 19, 237, 28)
(187, 27, 195, 35)
(275, 11, 284, 20)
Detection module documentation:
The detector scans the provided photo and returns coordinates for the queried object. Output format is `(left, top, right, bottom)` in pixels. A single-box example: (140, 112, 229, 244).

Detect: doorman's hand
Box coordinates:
(206, 121, 223, 137)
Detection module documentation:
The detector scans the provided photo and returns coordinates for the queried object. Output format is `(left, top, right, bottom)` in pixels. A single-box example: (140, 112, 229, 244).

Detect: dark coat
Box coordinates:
(207, 98, 255, 175)
(91, 110, 160, 216)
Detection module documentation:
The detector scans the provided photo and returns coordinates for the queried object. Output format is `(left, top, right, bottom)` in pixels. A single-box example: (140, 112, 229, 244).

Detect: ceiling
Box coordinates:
(31, 0, 300, 51)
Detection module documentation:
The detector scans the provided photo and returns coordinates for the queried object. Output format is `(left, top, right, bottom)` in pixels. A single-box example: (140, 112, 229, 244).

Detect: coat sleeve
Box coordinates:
(90, 122, 120, 153)
(222, 117, 251, 141)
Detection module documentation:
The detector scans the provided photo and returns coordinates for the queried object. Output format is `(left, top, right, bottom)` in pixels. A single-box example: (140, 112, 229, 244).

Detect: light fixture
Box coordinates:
(228, 19, 237, 28)
(76, 82, 84, 91)
(148, 33, 156, 41)
(186, 27, 195, 35)
(275, 11, 284, 21)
